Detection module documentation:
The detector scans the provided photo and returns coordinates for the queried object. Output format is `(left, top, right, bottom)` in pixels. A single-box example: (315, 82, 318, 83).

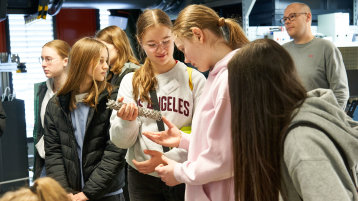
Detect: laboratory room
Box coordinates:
(0, 0, 358, 201)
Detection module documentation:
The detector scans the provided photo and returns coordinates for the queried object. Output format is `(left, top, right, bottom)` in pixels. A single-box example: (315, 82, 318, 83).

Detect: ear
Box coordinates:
(306, 12, 312, 23)
(191, 27, 204, 43)
(63, 57, 68, 68)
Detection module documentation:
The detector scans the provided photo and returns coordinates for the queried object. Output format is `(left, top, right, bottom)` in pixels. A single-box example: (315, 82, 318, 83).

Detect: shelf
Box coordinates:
(0, 63, 17, 72)
(336, 42, 358, 47)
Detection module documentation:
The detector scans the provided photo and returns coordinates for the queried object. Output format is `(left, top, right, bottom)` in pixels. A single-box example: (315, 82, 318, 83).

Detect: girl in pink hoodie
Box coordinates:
(143, 4, 249, 201)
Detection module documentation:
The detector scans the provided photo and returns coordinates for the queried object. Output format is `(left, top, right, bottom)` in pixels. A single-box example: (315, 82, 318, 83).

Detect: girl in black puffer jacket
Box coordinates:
(44, 37, 126, 201)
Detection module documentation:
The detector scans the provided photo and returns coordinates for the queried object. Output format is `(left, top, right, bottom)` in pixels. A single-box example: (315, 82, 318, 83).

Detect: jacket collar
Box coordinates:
(37, 81, 48, 96)
(57, 89, 110, 113)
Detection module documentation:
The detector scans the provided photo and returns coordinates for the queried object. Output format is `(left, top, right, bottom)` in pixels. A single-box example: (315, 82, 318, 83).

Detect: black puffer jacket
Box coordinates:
(44, 88, 126, 200)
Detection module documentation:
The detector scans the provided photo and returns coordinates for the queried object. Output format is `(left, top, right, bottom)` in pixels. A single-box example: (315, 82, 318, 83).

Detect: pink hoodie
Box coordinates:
(174, 50, 237, 201)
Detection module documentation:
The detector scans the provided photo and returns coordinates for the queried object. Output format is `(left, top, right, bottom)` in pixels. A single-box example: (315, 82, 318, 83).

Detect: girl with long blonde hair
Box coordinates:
(142, 4, 249, 201)
(109, 9, 206, 201)
(44, 37, 126, 201)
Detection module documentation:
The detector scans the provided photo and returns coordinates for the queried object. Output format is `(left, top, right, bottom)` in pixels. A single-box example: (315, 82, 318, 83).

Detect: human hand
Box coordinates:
(116, 97, 138, 121)
(67, 193, 75, 201)
(142, 116, 182, 147)
(132, 150, 166, 174)
(155, 155, 181, 186)
(72, 192, 89, 201)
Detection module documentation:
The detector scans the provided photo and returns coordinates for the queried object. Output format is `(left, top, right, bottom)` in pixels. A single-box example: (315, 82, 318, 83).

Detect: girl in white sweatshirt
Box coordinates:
(109, 9, 206, 201)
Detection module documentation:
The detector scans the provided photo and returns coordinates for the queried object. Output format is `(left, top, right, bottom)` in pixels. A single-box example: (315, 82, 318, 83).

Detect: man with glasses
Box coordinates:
(282, 2, 349, 109)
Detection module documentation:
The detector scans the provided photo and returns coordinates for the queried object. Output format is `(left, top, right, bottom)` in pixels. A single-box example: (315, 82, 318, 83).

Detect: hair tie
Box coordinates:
(218, 17, 225, 27)
(29, 185, 37, 194)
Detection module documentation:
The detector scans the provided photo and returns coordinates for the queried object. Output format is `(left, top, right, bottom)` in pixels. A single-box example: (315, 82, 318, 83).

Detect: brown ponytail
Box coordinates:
(223, 18, 250, 49)
(31, 177, 69, 201)
(173, 4, 249, 49)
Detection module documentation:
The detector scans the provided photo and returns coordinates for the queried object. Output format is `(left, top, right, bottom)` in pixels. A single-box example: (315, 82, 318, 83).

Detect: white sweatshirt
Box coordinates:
(110, 61, 206, 177)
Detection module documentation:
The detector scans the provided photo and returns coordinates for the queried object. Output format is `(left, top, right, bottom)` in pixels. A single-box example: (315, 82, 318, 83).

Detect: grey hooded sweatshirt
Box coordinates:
(281, 89, 358, 201)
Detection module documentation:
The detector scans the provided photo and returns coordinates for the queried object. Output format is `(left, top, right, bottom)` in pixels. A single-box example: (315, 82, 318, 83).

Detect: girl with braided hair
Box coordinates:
(109, 8, 206, 201)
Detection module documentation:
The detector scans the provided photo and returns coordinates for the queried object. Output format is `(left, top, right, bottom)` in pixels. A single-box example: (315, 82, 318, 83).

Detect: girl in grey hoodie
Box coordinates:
(228, 39, 358, 201)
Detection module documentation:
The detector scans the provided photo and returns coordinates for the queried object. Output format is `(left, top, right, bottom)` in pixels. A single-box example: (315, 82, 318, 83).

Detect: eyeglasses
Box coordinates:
(39, 57, 58, 64)
(144, 38, 172, 51)
(280, 13, 307, 24)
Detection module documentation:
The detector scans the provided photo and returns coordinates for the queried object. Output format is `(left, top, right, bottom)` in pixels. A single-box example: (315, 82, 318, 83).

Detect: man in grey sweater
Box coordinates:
(282, 2, 349, 109)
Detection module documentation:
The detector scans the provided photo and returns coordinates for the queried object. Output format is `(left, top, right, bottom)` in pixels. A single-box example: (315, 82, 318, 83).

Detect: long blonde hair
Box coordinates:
(132, 9, 173, 103)
(95, 25, 139, 74)
(0, 177, 69, 201)
(43, 39, 71, 60)
(58, 37, 112, 110)
(173, 4, 249, 49)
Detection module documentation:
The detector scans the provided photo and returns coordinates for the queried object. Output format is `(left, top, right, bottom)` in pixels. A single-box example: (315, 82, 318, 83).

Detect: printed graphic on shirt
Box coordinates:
(137, 96, 190, 117)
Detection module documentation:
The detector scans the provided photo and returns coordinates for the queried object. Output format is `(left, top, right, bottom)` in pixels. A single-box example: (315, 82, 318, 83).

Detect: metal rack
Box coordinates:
(0, 63, 17, 72)
(0, 63, 16, 96)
